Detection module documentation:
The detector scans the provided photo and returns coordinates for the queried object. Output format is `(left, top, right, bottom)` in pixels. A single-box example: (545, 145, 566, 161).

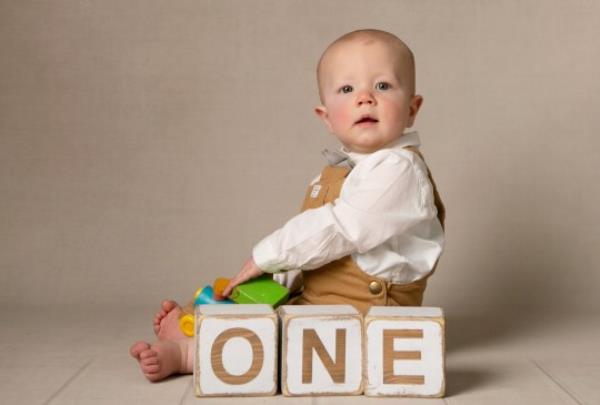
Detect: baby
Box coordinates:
(130, 28, 445, 382)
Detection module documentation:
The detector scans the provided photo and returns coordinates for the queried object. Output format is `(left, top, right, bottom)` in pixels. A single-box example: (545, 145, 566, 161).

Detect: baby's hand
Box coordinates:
(221, 257, 264, 298)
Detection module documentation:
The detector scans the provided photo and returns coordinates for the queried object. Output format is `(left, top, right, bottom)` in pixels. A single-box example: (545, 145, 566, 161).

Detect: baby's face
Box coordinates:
(315, 39, 422, 153)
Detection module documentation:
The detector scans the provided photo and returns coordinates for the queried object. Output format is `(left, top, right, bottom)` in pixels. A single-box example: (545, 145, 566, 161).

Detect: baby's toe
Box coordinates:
(142, 356, 159, 366)
(144, 372, 162, 382)
(143, 364, 160, 374)
(129, 341, 150, 359)
(140, 349, 157, 360)
(161, 300, 178, 312)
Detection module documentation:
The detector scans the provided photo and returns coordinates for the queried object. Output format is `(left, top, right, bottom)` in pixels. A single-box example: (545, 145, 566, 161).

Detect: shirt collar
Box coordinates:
(340, 131, 421, 164)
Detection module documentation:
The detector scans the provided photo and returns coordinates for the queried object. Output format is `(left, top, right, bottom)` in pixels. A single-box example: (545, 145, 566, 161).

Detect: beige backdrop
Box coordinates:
(1, 0, 599, 317)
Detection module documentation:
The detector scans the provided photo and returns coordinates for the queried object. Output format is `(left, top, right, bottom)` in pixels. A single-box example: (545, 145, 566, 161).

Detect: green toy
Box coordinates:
(229, 274, 289, 307)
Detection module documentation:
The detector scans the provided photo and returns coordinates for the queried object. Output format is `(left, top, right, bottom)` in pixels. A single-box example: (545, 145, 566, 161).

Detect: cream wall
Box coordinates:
(1, 0, 599, 315)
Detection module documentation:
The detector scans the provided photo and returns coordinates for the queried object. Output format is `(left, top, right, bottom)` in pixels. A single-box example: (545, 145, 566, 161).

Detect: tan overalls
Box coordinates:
(288, 146, 446, 315)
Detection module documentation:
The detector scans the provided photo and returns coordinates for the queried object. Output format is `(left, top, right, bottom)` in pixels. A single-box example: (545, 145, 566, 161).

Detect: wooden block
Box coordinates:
(364, 306, 445, 397)
(278, 305, 363, 396)
(194, 304, 278, 397)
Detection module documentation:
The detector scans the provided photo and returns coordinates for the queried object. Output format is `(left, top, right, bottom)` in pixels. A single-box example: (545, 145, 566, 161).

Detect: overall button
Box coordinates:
(369, 280, 383, 295)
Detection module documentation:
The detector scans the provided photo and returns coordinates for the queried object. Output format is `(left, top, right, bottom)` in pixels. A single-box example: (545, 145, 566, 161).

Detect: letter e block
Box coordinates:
(279, 305, 363, 396)
(194, 304, 277, 396)
(364, 306, 445, 397)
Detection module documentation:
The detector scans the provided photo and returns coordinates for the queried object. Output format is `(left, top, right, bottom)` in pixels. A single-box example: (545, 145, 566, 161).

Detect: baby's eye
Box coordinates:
(340, 85, 353, 94)
(376, 82, 391, 90)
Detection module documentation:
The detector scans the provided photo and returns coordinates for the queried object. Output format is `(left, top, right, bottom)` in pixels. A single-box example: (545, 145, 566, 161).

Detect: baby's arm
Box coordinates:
(223, 150, 434, 295)
(253, 151, 435, 273)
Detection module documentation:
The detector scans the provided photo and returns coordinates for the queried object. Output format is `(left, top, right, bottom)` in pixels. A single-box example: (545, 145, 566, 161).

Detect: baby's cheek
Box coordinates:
(327, 100, 352, 128)
(382, 95, 411, 121)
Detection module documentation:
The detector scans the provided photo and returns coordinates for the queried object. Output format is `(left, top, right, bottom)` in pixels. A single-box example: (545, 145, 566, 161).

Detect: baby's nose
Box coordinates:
(356, 90, 376, 105)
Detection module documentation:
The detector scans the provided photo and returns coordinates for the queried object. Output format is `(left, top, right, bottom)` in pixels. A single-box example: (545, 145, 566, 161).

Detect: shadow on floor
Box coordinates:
(444, 310, 572, 355)
(445, 367, 498, 397)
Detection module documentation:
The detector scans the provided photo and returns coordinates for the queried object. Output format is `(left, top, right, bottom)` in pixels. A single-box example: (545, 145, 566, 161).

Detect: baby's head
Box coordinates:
(314, 29, 423, 153)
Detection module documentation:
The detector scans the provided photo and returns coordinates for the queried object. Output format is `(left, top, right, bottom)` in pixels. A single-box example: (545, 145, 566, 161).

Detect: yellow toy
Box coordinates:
(178, 282, 235, 337)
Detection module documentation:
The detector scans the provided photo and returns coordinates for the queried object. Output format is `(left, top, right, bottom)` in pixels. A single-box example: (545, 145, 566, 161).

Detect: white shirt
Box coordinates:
(252, 131, 445, 292)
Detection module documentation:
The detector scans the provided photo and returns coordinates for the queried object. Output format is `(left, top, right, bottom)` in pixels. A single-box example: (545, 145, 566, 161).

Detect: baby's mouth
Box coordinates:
(354, 116, 379, 125)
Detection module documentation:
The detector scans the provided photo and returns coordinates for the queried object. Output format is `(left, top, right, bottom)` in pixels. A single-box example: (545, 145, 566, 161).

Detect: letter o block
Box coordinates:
(194, 304, 277, 397)
(279, 305, 363, 396)
(364, 306, 445, 397)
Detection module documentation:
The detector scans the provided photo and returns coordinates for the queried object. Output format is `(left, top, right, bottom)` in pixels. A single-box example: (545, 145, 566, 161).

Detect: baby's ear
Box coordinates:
(407, 95, 424, 128)
(314, 105, 334, 133)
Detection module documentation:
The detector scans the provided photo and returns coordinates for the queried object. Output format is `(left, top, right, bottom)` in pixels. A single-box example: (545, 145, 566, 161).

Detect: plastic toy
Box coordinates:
(212, 277, 231, 300)
(179, 285, 234, 337)
(178, 275, 289, 337)
(228, 274, 289, 307)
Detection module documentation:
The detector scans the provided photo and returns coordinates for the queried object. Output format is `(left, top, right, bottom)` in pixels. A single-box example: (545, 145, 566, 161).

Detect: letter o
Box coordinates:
(211, 327, 264, 384)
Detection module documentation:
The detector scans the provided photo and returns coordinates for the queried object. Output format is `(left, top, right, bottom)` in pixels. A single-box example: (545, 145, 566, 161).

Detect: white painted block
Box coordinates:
(364, 306, 445, 397)
(278, 305, 363, 396)
(194, 304, 277, 397)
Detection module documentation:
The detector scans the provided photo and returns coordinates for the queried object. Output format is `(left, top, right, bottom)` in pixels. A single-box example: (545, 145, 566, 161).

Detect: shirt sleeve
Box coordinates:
(252, 150, 437, 273)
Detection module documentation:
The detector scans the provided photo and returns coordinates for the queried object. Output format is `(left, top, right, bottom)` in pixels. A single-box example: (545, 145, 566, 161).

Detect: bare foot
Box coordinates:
(153, 300, 186, 340)
(129, 338, 193, 382)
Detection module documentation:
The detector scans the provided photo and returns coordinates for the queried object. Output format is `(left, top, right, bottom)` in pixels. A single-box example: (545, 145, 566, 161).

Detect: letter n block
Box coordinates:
(194, 304, 277, 397)
(279, 305, 363, 396)
(364, 306, 445, 397)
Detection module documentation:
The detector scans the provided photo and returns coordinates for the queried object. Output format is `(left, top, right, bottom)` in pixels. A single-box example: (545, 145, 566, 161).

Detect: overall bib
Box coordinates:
(289, 146, 446, 315)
